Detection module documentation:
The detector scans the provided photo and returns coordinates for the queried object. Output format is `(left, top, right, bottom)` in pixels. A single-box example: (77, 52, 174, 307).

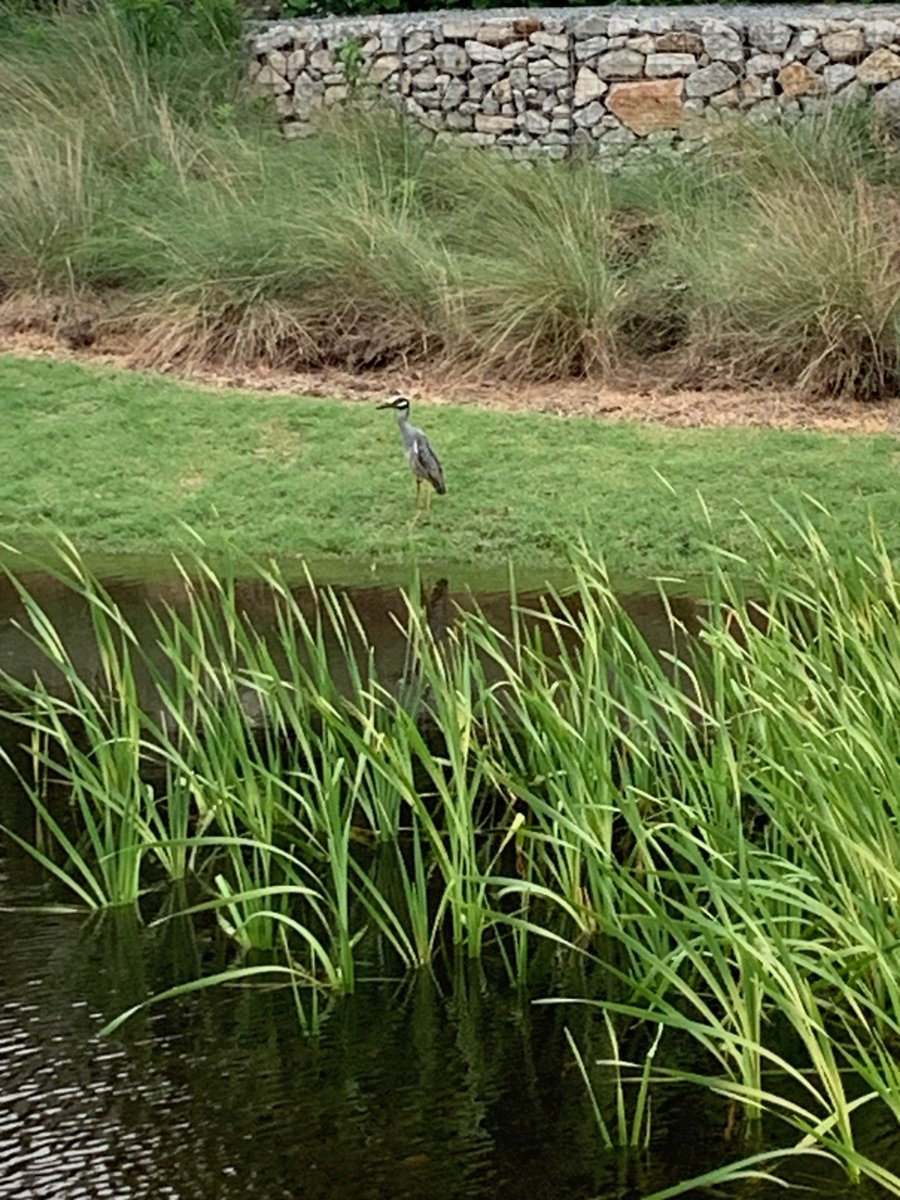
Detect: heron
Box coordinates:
(377, 394, 446, 511)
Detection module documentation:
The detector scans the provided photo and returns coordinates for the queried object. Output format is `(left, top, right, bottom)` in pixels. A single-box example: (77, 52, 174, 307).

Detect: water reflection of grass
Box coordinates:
(3, 515, 900, 1193)
(2, 354, 900, 576)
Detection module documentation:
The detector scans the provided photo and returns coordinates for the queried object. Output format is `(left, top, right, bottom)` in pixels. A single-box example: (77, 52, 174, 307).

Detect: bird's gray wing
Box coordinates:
(414, 434, 446, 494)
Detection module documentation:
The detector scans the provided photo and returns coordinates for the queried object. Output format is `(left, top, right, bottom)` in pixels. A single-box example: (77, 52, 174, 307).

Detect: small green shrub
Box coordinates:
(335, 36, 364, 89)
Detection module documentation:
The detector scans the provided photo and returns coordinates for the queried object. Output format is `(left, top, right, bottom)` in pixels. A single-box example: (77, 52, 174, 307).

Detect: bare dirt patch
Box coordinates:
(254, 416, 303, 466)
(177, 471, 208, 496)
(2, 328, 897, 436)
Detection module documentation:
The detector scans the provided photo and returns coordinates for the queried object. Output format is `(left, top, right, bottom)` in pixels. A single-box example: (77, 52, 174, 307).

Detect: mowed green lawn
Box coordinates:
(1, 353, 897, 579)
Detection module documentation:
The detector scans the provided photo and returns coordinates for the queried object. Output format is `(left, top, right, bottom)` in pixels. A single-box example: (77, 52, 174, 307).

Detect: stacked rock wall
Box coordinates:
(247, 5, 900, 159)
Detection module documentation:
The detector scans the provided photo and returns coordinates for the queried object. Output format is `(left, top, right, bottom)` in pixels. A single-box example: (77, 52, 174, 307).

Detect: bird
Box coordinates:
(377, 394, 446, 511)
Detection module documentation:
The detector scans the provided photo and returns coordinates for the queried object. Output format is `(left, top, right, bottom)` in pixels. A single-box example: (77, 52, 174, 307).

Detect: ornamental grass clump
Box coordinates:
(439, 151, 631, 379)
(76, 109, 457, 370)
(663, 177, 900, 397)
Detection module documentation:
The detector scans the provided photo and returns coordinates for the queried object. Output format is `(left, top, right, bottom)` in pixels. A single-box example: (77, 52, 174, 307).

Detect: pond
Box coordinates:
(0, 557, 896, 1200)
(0, 555, 698, 704)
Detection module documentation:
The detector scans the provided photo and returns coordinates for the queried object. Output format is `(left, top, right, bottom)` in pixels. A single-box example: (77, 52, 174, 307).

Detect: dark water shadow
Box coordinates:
(0, 901, 884, 1200)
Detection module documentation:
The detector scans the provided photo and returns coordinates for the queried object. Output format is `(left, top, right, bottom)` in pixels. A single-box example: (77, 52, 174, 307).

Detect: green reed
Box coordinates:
(1, 537, 151, 905)
(4, 515, 900, 1193)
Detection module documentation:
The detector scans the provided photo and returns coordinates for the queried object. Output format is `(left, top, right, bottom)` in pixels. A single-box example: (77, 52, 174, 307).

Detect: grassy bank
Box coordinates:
(2, 353, 899, 575)
(1, 4, 900, 398)
(5, 526, 900, 1195)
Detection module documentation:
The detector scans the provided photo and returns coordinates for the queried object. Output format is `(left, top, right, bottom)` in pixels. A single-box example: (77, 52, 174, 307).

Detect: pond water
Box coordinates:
(0, 563, 891, 1200)
(3, 867, 887, 1200)
(0, 558, 699, 701)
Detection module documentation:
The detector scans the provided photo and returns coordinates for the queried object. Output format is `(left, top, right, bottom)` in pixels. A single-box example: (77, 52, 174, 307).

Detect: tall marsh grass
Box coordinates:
(3, 515, 900, 1191)
(2, 3, 900, 396)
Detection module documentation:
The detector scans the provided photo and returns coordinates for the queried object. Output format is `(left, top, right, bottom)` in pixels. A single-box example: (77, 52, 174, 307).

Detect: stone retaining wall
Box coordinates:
(247, 5, 900, 159)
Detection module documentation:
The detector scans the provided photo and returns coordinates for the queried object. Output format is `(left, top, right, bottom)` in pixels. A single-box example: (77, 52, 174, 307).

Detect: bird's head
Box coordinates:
(377, 394, 411, 416)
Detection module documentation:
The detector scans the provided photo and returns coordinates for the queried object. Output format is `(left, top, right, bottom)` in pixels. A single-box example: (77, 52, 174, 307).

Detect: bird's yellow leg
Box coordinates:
(409, 477, 423, 524)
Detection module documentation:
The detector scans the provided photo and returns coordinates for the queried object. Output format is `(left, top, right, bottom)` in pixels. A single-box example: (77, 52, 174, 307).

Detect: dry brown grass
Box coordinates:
(3, 319, 896, 435)
(121, 299, 449, 374)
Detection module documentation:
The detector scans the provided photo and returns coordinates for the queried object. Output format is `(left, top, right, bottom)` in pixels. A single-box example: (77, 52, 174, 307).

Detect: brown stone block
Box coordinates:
(607, 78, 684, 134)
(857, 48, 900, 86)
(656, 30, 703, 56)
(777, 62, 825, 98)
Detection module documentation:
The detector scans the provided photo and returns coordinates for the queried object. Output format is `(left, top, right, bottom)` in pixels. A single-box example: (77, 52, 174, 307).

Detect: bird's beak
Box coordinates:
(376, 401, 394, 409)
